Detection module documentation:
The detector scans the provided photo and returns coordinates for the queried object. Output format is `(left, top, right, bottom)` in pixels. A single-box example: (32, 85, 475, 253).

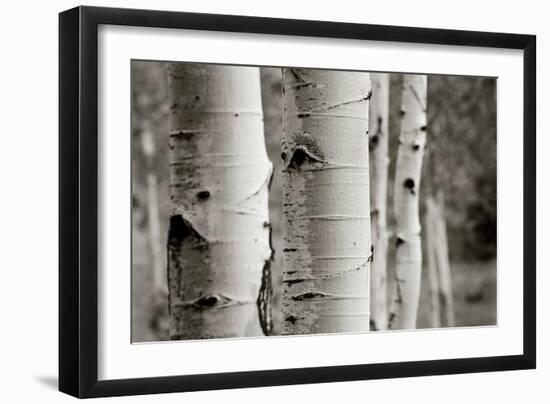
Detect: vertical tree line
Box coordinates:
(425, 192, 455, 327)
(161, 65, 452, 339)
(423, 115, 455, 329)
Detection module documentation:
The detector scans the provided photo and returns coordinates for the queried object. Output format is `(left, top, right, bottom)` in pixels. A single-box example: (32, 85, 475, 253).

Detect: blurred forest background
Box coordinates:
(131, 61, 497, 342)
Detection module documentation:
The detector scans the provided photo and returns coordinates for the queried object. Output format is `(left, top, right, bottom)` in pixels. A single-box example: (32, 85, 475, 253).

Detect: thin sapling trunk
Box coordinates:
(389, 74, 427, 330)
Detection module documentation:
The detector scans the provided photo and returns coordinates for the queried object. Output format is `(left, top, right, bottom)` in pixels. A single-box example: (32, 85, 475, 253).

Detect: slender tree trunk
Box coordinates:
(389, 75, 427, 330)
(281, 68, 372, 335)
(166, 64, 273, 339)
(141, 128, 165, 296)
(425, 196, 441, 328)
(433, 191, 455, 327)
(368, 73, 390, 331)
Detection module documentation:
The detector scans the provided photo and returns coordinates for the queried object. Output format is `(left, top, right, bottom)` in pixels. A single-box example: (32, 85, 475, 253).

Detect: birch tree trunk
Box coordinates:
(166, 64, 273, 339)
(389, 75, 427, 330)
(433, 191, 455, 327)
(425, 193, 455, 327)
(281, 68, 372, 335)
(425, 196, 441, 328)
(368, 73, 390, 331)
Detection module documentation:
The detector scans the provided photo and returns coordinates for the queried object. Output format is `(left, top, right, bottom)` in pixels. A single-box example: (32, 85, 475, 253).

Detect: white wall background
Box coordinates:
(0, 0, 545, 402)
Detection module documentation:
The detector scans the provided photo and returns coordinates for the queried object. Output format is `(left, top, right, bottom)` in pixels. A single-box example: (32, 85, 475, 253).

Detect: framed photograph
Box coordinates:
(59, 5, 536, 398)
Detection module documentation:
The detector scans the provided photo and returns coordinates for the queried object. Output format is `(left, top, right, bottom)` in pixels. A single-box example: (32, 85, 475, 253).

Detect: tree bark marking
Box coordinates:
(281, 68, 371, 335)
(166, 64, 273, 339)
(389, 75, 427, 330)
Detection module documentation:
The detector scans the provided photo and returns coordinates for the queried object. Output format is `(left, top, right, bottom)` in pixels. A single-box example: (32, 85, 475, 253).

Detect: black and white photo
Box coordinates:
(131, 61, 497, 342)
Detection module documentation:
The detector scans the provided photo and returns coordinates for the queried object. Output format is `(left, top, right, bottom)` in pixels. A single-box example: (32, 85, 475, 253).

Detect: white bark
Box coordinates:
(389, 75, 427, 330)
(369, 73, 390, 331)
(281, 68, 372, 335)
(166, 64, 273, 339)
(425, 196, 441, 328)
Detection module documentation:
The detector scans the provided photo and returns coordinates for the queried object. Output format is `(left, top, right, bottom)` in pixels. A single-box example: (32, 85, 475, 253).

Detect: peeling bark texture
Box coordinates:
(425, 196, 441, 328)
(368, 73, 390, 331)
(281, 68, 371, 335)
(166, 64, 273, 339)
(141, 129, 166, 295)
(389, 75, 427, 330)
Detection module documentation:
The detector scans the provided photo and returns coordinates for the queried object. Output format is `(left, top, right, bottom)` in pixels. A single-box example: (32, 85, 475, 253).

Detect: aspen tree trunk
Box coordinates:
(433, 191, 455, 327)
(425, 196, 441, 328)
(281, 68, 372, 335)
(389, 75, 427, 330)
(166, 64, 273, 339)
(369, 73, 390, 331)
(141, 128, 165, 296)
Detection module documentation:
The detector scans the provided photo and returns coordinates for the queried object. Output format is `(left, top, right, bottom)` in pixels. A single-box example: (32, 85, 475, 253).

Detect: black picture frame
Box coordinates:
(59, 5, 536, 398)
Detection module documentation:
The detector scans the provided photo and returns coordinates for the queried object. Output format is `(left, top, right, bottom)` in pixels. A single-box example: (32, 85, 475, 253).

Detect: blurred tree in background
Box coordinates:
(427, 76, 497, 261)
(387, 74, 496, 261)
(132, 62, 170, 341)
